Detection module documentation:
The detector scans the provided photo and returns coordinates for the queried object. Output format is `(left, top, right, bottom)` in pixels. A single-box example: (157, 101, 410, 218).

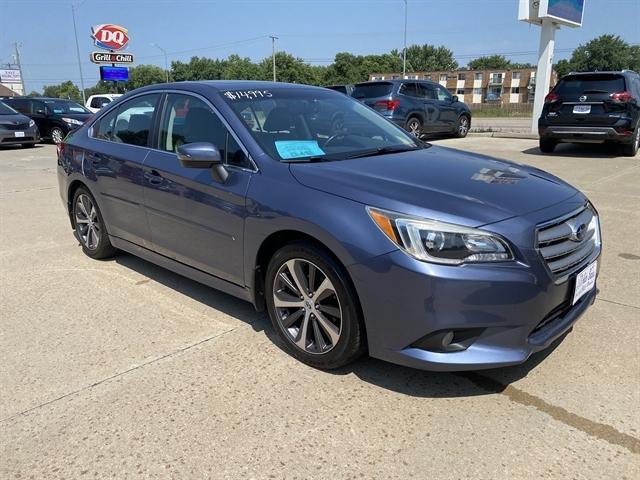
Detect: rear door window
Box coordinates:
(111, 94, 160, 147)
(399, 83, 418, 97)
(554, 74, 626, 95)
(352, 82, 393, 99)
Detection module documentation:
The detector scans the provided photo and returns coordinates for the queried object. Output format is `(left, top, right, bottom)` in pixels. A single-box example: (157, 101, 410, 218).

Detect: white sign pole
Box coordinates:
(531, 18, 557, 134)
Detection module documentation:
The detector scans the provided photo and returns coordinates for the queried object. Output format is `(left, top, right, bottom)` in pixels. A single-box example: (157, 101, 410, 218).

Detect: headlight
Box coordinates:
(29, 119, 35, 127)
(367, 206, 514, 265)
(62, 117, 83, 126)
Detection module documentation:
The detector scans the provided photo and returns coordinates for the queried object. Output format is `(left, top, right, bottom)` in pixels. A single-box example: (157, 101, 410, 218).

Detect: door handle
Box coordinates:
(144, 169, 164, 185)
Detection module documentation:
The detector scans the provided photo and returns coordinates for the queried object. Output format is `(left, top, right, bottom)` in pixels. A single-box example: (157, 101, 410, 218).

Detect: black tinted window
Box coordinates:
(159, 93, 249, 168)
(399, 83, 419, 97)
(94, 108, 118, 141)
(327, 86, 347, 94)
(7, 99, 28, 114)
(352, 82, 393, 99)
(90, 96, 110, 108)
(554, 74, 626, 95)
(417, 83, 436, 99)
(111, 94, 160, 146)
(0, 101, 18, 114)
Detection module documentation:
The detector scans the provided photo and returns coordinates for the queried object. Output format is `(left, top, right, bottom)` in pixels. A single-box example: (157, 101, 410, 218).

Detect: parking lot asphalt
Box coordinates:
(1, 140, 638, 479)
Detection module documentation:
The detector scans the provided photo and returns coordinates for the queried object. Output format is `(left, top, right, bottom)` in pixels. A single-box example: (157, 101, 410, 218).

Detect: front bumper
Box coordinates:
(0, 128, 40, 145)
(348, 200, 600, 371)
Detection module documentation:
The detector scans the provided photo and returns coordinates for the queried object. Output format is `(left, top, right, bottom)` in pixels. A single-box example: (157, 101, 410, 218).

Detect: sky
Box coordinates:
(1, 0, 638, 94)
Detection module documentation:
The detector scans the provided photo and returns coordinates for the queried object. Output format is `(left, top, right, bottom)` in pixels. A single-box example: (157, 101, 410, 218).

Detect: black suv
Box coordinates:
(539, 70, 640, 156)
(352, 80, 472, 138)
(3, 97, 92, 144)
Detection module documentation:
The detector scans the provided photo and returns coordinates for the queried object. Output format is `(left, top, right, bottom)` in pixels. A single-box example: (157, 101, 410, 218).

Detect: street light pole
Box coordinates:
(71, 2, 87, 104)
(270, 35, 278, 82)
(12, 42, 26, 95)
(402, 0, 407, 78)
(151, 43, 169, 82)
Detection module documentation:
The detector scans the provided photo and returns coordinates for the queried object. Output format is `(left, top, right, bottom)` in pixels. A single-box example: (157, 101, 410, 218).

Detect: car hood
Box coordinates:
(289, 145, 579, 227)
(0, 114, 32, 126)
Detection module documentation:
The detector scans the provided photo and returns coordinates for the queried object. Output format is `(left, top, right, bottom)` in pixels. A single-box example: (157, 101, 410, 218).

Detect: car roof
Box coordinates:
(354, 79, 439, 86)
(133, 80, 328, 94)
(564, 71, 637, 77)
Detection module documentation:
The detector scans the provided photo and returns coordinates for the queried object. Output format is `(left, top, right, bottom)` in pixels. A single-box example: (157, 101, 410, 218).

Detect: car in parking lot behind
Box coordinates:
(0, 100, 40, 147)
(3, 97, 92, 144)
(325, 84, 355, 96)
(85, 93, 122, 113)
(57, 81, 600, 373)
(539, 70, 640, 156)
(352, 79, 472, 138)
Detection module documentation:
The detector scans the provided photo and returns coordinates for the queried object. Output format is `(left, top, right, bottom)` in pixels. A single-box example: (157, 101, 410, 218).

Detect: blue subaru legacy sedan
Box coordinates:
(57, 81, 601, 371)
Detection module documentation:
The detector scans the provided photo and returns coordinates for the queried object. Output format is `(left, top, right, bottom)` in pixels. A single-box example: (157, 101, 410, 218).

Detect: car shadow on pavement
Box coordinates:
(523, 143, 623, 158)
(0, 144, 45, 151)
(113, 251, 567, 399)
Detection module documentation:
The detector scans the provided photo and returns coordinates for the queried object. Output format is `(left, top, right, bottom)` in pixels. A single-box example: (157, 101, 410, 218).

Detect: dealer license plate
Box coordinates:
(572, 261, 597, 305)
(573, 105, 591, 114)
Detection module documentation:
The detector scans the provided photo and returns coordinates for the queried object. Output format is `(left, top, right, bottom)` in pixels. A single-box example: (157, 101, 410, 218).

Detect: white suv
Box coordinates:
(85, 94, 122, 113)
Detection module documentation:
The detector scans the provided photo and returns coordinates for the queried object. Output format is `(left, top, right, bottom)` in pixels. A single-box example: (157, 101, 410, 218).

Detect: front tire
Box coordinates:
(72, 187, 117, 259)
(50, 127, 65, 145)
(265, 242, 365, 369)
(539, 138, 557, 153)
(454, 114, 470, 138)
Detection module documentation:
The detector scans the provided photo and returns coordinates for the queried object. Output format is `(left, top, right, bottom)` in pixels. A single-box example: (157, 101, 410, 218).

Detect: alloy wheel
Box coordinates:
(51, 128, 64, 144)
(272, 258, 342, 355)
(459, 116, 469, 136)
(407, 120, 421, 137)
(75, 194, 100, 250)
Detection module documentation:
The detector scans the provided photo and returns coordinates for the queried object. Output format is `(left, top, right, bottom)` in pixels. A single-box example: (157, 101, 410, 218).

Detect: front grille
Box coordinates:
(0, 122, 30, 131)
(536, 204, 600, 281)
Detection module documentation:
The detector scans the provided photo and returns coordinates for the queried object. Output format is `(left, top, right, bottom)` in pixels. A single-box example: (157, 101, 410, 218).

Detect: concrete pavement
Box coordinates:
(1, 141, 638, 479)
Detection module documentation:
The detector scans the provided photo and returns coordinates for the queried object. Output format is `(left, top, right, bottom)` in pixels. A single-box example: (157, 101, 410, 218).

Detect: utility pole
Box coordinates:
(151, 43, 169, 82)
(270, 35, 278, 82)
(402, 0, 407, 78)
(12, 42, 26, 95)
(531, 18, 558, 133)
(71, 2, 87, 104)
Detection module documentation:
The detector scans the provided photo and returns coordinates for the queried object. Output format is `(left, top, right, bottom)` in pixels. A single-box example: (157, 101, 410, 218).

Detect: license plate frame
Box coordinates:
(14, 131, 25, 138)
(573, 105, 591, 114)
(572, 261, 597, 305)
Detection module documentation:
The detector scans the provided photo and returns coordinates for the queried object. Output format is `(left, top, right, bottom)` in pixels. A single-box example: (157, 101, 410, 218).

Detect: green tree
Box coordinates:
(402, 44, 458, 71)
(258, 52, 320, 84)
(84, 81, 114, 98)
(124, 64, 167, 90)
(467, 55, 513, 70)
(171, 56, 226, 81)
(27, 90, 41, 97)
(42, 81, 82, 101)
(555, 35, 640, 76)
(222, 54, 261, 80)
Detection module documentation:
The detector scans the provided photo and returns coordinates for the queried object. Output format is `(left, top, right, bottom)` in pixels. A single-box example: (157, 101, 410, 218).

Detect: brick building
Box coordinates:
(368, 68, 557, 105)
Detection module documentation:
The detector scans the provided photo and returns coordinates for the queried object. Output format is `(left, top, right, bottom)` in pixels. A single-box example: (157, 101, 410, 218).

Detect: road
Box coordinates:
(1, 140, 638, 479)
(470, 117, 532, 133)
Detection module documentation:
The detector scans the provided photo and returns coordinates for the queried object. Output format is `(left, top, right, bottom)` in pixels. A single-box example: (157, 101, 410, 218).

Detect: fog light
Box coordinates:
(411, 328, 484, 353)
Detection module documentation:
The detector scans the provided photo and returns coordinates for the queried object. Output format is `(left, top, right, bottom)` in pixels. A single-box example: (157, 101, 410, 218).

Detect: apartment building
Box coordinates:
(368, 68, 556, 105)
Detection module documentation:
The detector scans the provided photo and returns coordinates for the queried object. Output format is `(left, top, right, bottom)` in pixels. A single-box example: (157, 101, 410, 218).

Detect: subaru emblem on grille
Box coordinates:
(569, 223, 587, 242)
(579, 95, 587, 102)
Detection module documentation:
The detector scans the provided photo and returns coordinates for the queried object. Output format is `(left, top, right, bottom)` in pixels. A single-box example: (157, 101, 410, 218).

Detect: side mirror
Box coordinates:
(177, 142, 228, 183)
(451, 95, 459, 103)
(36, 109, 46, 115)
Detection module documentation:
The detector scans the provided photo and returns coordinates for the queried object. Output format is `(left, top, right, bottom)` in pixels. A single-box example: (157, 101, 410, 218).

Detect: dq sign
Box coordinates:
(91, 24, 130, 51)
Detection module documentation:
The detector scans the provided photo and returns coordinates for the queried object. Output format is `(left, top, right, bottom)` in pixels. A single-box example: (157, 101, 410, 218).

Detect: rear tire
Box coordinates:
(539, 138, 557, 153)
(72, 187, 117, 259)
(621, 124, 639, 157)
(405, 116, 423, 138)
(265, 241, 365, 369)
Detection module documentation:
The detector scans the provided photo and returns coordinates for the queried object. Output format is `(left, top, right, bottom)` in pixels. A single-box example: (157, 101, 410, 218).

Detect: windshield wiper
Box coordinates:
(343, 145, 422, 159)
(281, 156, 332, 164)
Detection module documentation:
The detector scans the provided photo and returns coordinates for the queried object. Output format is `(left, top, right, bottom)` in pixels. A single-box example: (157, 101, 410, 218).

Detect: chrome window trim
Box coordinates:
(88, 88, 259, 173)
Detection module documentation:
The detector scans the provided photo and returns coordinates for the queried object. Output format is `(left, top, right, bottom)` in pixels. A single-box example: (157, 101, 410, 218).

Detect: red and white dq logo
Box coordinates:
(91, 24, 129, 51)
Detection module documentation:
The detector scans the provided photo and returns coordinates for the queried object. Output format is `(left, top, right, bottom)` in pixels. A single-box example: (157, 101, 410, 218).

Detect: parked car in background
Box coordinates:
(325, 84, 355, 96)
(539, 70, 640, 156)
(57, 80, 600, 372)
(85, 93, 122, 113)
(0, 100, 40, 147)
(352, 80, 472, 138)
(3, 97, 92, 144)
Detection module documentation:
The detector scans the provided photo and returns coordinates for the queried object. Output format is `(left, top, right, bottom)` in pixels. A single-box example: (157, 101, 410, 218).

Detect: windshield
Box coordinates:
(0, 101, 18, 115)
(221, 87, 421, 162)
(43, 99, 90, 114)
(554, 74, 626, 95)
